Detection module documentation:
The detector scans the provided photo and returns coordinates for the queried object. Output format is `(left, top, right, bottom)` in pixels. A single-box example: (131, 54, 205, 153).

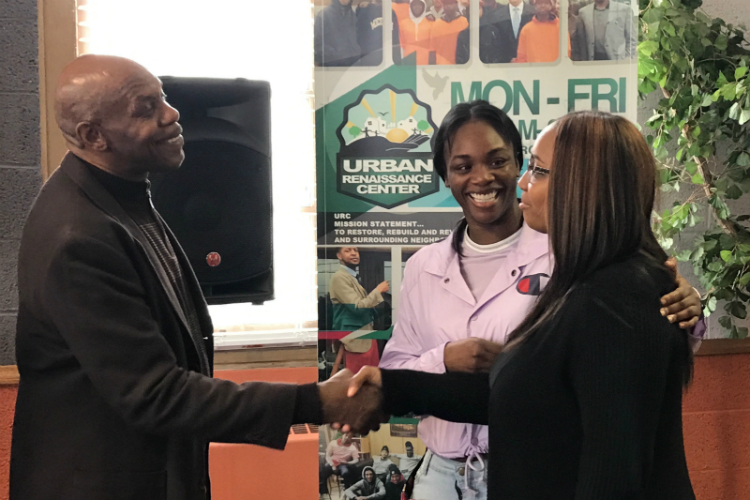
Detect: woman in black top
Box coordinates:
(347, 111, 696, 499)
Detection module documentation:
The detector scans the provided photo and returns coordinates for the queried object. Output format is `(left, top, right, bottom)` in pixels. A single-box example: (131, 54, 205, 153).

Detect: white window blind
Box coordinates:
(77, 0, 318, 348)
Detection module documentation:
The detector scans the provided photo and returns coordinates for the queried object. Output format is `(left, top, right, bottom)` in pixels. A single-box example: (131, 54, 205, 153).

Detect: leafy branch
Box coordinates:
(639, 0, 750, 337)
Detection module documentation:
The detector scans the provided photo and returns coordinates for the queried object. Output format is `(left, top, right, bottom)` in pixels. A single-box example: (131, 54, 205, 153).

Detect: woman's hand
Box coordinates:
(347, 365, 383, 397)
(661, 258, 702, 329)
(443, 338, 504, 373)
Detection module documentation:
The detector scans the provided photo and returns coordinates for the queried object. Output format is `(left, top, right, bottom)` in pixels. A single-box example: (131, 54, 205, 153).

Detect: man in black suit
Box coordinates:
(458, 2, 504, 64)
(10, 54, 382, 500)
(482, 0, 535, 63)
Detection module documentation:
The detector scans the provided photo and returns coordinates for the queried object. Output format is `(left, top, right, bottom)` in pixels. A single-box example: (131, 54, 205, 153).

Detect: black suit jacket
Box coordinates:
(11, 153, 298, 500)
(492, 2, 536, 63)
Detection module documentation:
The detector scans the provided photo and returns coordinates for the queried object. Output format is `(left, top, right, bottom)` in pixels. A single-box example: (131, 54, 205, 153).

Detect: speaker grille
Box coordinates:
(150, 140, 272, 285)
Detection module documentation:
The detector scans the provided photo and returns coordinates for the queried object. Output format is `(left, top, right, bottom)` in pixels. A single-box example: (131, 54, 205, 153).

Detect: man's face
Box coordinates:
(444, 121, 520, 235)
(533, 0, 554, 16)
(365, 470, 375, 482)
(341, 435, 352, 445)
(380, 449, 389, 459)
(337, 247, 360, 266)
(98, 67, 184, 176)
(410, 0, 426, 17)
(443, 0, 459, 16)
(405, 446, 414, 457)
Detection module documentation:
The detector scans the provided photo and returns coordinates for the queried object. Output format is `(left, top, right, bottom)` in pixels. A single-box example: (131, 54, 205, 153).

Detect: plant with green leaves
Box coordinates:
(639, 0, 750, 337)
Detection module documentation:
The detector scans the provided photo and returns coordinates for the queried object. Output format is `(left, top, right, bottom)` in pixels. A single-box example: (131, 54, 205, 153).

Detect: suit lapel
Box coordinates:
(159, 212, 213, 337)
(158, 212, 214, 372)
(339, 267, 367, 299)
(348, 273, 367, 298)
(61, 154, 200, 360)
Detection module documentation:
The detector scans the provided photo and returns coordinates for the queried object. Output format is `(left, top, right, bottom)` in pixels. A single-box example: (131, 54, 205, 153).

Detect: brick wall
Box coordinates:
(0, 0, 41, 366)
(684, 353, 750, 499)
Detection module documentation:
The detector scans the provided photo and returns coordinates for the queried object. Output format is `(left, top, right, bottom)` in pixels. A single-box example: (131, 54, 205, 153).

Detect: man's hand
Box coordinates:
(661, 258, 702, 329)
(319, 369, 387, 435)
(376, 281, 390, 294)
(334, 366, 385, 434)
(443, 338, 503, 373)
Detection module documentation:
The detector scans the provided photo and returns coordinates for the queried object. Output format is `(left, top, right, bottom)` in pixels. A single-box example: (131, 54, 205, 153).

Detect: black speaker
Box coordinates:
(150, 77, 273, 305)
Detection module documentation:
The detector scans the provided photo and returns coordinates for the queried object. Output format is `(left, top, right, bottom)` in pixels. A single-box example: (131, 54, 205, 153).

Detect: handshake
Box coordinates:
(318, 367, 389, 434)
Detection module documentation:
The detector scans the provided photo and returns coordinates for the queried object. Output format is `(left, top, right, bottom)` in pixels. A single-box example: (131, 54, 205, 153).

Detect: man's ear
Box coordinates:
(75, 122, 108, 152)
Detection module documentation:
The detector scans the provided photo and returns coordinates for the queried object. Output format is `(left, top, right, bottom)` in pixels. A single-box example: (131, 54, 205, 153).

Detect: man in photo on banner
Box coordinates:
(514, 0, 570, 63)
(485, 0, 535, 63)
(568, 2, 590, 61)
(430, 0, 469, 65)
(321, 434, 363, 491)
(427, 0, 444, 21)
(457, 2, 506, 64)
(357, 0, 386, 65)
(392, 441, 422, 480)
(578, 0, 637, 61)
(393, 0, 435, 65)
(373, 445, 397, 483)
(329, 247, 389, 374)
(314, 0, 362, 67)
(345, 466, 386, 500)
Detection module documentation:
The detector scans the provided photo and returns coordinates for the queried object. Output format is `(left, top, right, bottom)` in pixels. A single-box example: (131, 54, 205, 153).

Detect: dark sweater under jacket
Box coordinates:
(382, 255, 695, 500)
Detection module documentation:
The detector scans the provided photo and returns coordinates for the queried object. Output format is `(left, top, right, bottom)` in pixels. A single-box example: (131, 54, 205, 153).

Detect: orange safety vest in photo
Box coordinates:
(431, 16, 469, 65)
(393, 3, 435, 65)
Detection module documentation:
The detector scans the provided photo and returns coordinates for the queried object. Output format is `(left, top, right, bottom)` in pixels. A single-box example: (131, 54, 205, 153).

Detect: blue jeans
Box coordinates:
(411, 450, 487, 500)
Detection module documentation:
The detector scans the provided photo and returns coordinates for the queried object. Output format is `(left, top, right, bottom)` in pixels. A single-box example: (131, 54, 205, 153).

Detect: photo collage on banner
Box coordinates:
(314, 0, 637, 498)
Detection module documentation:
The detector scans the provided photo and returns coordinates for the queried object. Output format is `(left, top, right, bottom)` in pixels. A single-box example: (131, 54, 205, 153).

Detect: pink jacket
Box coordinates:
(380, 223, 551, 458)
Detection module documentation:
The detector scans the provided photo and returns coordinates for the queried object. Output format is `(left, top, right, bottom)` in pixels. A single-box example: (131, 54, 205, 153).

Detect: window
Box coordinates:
(77, 0, 318, 348)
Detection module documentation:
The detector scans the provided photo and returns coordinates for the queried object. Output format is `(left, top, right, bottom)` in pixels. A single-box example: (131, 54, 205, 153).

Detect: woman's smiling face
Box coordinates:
(444, 120, 521, 236)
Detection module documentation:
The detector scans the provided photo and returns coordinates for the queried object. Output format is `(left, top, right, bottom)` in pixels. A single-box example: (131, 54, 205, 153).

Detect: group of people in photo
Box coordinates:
(320, 431, 421, 499)
(314, 0, 636, 67)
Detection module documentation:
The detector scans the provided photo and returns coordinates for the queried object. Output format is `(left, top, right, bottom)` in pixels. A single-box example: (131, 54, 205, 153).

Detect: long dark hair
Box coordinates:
(432, 100, 523, 254)
(506, 111, 691, 383)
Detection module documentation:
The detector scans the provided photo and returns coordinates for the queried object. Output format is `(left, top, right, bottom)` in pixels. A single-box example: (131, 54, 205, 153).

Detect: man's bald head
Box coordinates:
(55, 55, 148, 147)
(53, 54, 184, 180)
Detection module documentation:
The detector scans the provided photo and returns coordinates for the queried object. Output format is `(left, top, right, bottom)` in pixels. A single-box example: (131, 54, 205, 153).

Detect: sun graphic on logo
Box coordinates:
(340, 88, 434, 152)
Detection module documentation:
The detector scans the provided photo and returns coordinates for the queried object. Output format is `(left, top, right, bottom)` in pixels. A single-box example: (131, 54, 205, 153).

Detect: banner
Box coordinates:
(315, 0, 637, 496)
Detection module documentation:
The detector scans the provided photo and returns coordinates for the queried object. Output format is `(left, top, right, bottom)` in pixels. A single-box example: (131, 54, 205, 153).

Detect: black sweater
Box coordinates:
(382, 257, 695, 500)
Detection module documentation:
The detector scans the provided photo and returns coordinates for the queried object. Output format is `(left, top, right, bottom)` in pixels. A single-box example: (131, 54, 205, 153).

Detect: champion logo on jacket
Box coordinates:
(516, 273, 549, 296)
